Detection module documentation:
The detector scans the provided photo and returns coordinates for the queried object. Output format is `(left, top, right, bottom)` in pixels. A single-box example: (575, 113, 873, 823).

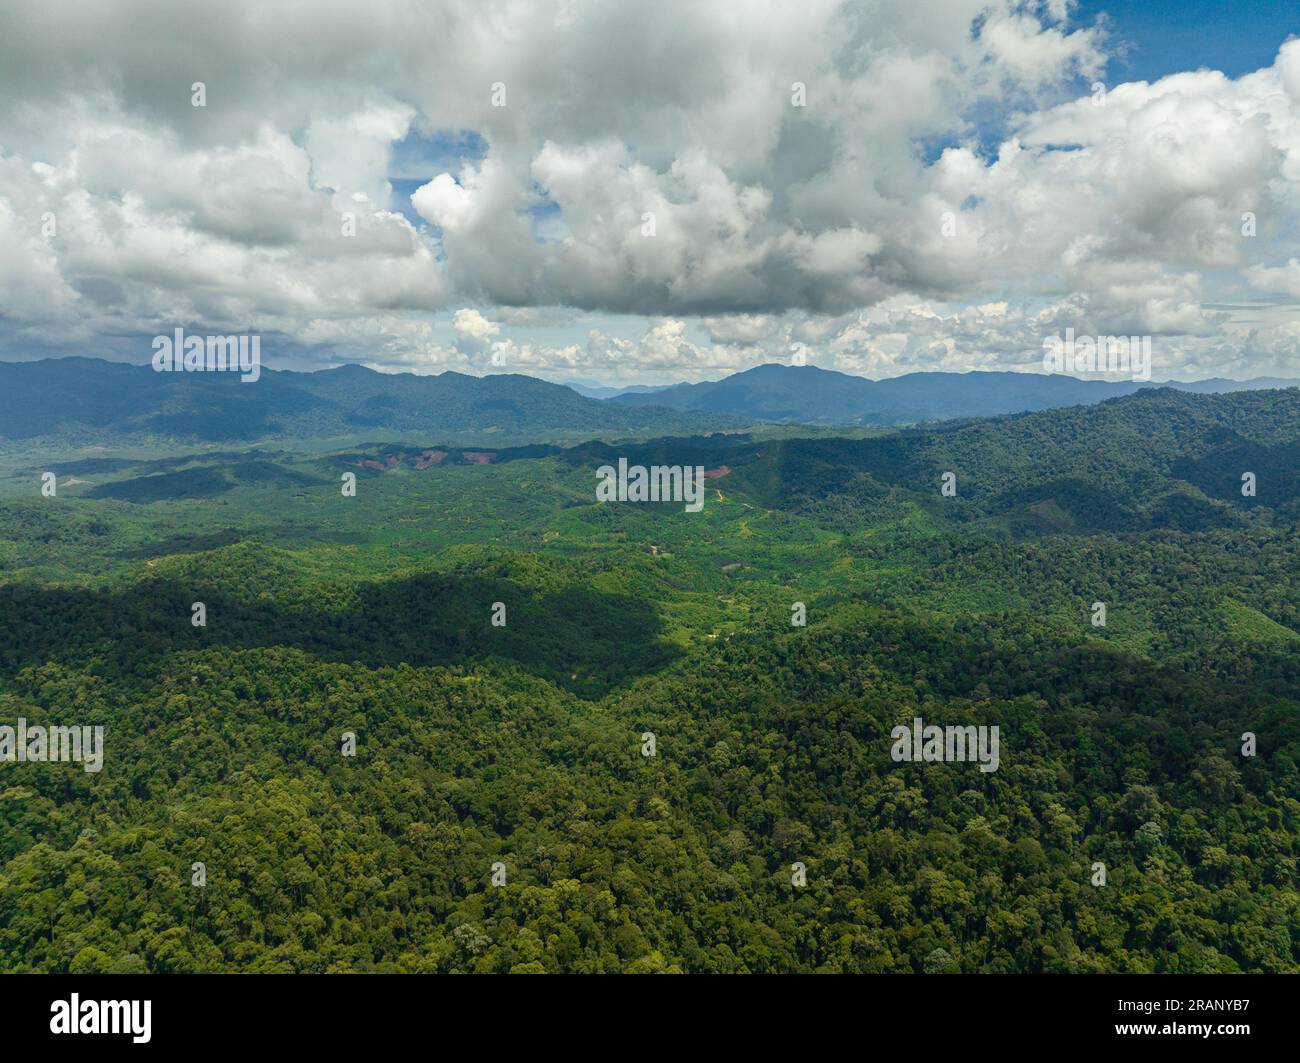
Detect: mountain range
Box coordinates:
(608, 363, 1299, 424)
(1, 357, 1296, 445)
(0, 358, 728, 445)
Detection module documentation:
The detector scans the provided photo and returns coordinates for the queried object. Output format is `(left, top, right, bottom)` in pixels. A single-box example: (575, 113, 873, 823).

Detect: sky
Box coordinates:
(0, 0, 1298, 385)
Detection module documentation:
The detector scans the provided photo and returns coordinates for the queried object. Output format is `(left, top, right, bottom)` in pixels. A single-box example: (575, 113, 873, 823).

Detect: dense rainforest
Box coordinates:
(0, 387, 1297, 972)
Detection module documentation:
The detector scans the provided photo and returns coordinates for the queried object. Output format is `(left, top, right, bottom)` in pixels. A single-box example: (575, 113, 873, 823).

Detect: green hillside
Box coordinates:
(0, 387, 1297, 973)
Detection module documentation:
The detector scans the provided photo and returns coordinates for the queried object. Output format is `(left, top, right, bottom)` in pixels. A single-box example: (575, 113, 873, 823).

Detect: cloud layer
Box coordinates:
(0, 1, 1297, 382)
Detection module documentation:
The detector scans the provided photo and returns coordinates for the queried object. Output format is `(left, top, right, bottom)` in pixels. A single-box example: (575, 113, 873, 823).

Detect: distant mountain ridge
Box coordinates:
(0, 357, 734, 444)
(563, 380, 676, 400)
(1, 357, 1296, 446)
(608, 363, 1299, 424)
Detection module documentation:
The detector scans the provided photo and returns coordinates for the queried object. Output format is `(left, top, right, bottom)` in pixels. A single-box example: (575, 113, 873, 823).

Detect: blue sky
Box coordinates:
(1077, 0, 1297, 82)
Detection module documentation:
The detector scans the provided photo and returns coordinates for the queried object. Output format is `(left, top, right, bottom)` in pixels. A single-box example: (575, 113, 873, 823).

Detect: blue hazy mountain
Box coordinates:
(0, 358, 733, 443)
(608, 363, 1298, 424)
(3, 357, 1295, 444)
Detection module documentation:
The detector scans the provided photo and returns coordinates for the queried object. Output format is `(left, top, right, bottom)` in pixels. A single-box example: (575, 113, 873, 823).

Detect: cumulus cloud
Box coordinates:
(0, 0, 1296, 381)
(451, 308, 500, 348)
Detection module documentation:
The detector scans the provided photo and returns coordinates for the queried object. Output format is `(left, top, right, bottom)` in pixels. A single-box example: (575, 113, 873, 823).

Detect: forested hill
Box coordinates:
(0, 358, 734, 445)
(561, 386, 1300, 534)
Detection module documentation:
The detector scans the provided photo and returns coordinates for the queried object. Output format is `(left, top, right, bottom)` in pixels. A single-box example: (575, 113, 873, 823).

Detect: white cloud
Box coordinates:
(0, 1, 1295, 382)
(451, 307, 500, 356)
(979, 14, 1104, 89)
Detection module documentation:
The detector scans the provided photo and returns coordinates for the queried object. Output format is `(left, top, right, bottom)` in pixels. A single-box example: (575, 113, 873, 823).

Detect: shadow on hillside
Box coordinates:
(0, 571, 678, 698)
(85, 461, 324, 503)
(114, 527, 373, 559)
